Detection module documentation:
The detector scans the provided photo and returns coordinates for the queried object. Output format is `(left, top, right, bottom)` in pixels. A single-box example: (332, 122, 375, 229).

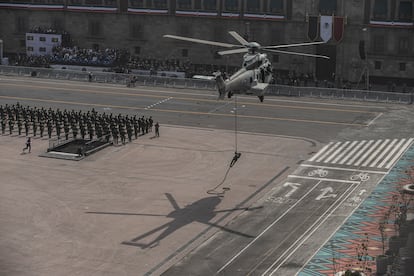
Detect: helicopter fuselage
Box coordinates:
(217, 52, 273, 101)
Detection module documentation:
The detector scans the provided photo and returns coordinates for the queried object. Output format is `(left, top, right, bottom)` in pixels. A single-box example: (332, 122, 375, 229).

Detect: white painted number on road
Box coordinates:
(283, 182, 301, 198)
(315, 187, 337, 200)
(359, 189, 367, 196)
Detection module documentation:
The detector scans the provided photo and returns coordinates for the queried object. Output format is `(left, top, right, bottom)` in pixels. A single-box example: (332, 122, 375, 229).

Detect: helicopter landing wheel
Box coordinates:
(228, 92, 233, 99)
(258, 95, 264, 102)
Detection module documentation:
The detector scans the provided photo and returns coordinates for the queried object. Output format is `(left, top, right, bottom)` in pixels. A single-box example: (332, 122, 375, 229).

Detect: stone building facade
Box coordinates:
(0, 0, 413, 85)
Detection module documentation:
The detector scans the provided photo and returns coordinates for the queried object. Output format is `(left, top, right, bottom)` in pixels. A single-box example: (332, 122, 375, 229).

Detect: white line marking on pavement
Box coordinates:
(367, 112, 383, 126)
(288, 175, 360, 184)
(216, 181, 323, 274)
(346, 140, 374, 165)
(316, 141, 341, 163)
(308, 143, 332, 162)
(361, 139, 389, 167)
(331, 141, 357, 164)
(378, 139, 406, 168)
(369, 138, 397, 167)
(354, 139, 382, 166)
(266, 183, 359, 276)
(339, 140, 366, 164)
(295, 171, 389, 276)
(300, 164, 387, 174)
(385, 138, 414, 169)
(323, 141, 349, 163)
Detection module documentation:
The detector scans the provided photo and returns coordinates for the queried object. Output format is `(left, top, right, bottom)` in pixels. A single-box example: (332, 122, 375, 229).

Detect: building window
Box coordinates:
(182, 49, 188, 57)
(319, 0, 337, 15)
(373, 0, 388, 20)
(16, 16, 27, 33)
(51, 37, 59, 43)
(39, 47, 46, 52)
(398, 1, 412, 21)
(130, 0, 145, 7)
(269, 0, 283, 13)
(398, 37, 410, 54)
(399, 62, 406, 71)
(130, 23, 142, 38)
(39, 37, 46, 42)
(246, 1, 260, 13)
(224, 0, 239, 12)
(92, 43, 100, 51)
(27, 46, 34, 52)
(85, 0, 102, 5)
(89, 21, 102, 37)
(373, 35, 385, 53)
(152, 0, 167, 9)
(177, 0, 191, 9)
(374, 60, 382, 70)
(104, 0, 116, 6)
(134, 46, 141, 55)
(204, 0, 217, 10)
(27, 36, 34, 40)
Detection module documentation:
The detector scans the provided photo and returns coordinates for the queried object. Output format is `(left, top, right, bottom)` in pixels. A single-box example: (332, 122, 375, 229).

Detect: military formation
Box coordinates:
(0, 102, 154, 144)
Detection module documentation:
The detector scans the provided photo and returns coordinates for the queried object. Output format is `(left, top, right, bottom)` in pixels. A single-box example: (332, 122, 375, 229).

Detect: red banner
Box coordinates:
(333, 16, 345, 43)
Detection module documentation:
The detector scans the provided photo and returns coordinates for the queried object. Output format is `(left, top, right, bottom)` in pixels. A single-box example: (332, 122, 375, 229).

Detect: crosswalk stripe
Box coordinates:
(331, 141, 356, 163)
(339, 140, 366, 164)
(354, 139, 382, 166)
(385, 138, 414, 169)
(307, 138, 413, 170)
(346, 140, 374, 165)
(361, 139, 390, 167)
(308, 142, 332, 162)
(377, 139, 406, 168)
(324, 141, 349, 163)
(369, 139, 398, 167)
(316, 141, 341, 162)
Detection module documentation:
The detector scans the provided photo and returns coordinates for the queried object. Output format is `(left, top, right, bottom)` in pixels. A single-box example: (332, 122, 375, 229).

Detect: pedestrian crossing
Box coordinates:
(308, 138, 413, 169)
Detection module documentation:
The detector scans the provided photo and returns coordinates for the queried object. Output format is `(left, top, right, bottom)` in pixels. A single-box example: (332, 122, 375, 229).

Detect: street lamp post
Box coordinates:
(0, 39, 3, 65)
(362, 28, 369, 90)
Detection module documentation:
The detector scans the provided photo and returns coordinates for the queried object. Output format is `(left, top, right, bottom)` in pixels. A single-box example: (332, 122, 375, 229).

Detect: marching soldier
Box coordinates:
(17, 119, 22, 136)
(47, 120, 53, 139)
(39, 120, 44, 138)
(32, 120, 37, 137)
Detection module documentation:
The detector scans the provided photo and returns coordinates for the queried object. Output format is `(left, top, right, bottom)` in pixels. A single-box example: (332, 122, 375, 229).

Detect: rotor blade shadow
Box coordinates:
(213, 205, 263, 213)
(85, 211, 165, 217)
(205, 221, 255, 238)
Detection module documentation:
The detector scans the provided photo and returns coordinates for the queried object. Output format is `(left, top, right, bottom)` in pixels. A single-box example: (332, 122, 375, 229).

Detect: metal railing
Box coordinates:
(0, 65, 412, 104)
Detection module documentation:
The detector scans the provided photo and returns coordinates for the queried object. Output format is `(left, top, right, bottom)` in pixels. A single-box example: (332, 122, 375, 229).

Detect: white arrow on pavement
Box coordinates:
(283, 182, 301, 198)
(359, 189, 367, 196)
(316, 187, 337, 200)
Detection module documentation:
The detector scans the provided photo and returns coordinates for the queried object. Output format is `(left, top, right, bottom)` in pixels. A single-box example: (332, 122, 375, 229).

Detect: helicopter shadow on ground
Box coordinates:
(86, 193, 261, 249)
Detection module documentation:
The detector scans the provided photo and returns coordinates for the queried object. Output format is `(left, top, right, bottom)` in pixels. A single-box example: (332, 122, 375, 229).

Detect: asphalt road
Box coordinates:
(0, 76, 386, 143)
(1, 75, 413, 276)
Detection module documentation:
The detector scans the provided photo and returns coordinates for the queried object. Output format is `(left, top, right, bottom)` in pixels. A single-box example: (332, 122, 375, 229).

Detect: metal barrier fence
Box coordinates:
(1, 65, 412, 104)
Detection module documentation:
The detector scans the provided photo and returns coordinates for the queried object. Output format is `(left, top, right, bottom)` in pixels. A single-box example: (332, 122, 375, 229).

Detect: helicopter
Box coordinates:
(164, 31, 329, 102)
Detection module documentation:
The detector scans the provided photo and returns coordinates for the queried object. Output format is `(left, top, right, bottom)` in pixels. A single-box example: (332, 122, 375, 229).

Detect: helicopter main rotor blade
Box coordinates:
(217, 48, 248, 56)
(165, 193, 181, 210)
(265, 49, 330, 59)
(163, 34, 238, 48)
(228, 31, 249, 46)
(262, 41, 326, 49)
